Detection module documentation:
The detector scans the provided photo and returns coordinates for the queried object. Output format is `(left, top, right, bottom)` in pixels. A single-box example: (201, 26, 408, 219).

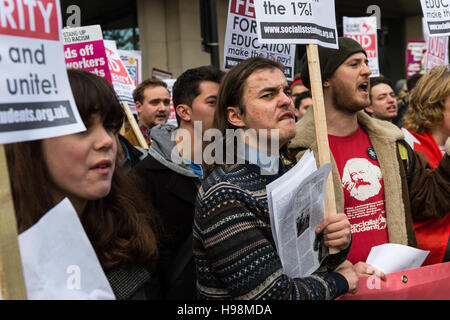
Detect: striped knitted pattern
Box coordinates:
(193, 162, 350, 300)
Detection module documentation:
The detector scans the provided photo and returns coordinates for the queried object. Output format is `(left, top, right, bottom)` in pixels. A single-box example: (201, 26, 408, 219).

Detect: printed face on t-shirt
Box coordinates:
(342, 158, 382, 201)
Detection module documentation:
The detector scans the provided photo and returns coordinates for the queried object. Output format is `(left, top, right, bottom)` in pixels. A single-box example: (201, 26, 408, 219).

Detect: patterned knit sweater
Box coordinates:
(193, 161, 350, 300)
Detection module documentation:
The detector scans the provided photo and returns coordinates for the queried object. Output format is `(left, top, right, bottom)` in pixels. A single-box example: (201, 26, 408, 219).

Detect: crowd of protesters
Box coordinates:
(6, 37, 450, 300)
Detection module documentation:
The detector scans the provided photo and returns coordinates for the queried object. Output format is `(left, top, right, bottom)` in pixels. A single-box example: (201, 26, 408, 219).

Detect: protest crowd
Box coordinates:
(1, 0, 450, 302)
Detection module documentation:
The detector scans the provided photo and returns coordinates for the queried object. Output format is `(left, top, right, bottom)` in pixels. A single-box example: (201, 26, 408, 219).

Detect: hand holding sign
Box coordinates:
(254, 0, 339, 254)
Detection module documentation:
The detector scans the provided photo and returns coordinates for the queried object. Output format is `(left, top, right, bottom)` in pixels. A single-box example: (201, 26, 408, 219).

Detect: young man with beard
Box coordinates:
(287, 37, 450, 276)
(193, 57, 359, 300)
(132, 65, 223, 299)
(365, 77, 398, 122)
(124, 78, 171, 147)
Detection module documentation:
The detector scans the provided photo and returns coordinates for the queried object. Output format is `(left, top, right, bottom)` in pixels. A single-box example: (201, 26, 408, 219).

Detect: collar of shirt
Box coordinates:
(182, 157, 204, 179)
(240, 143, 280, 175)
(139, 123, 151, 143)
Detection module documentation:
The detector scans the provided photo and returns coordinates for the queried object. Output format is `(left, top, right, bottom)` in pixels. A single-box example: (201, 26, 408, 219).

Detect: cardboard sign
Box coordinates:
(223, 0, 295, 80)
(0, 0, 85, 144)
(420, 0, 450, 37)
(254, 0, 338, 49)
(119, 49, 142, 87)
(343, 16, 379, 77)
(103, 40, 136, 113)
(406, 41, 426, 78)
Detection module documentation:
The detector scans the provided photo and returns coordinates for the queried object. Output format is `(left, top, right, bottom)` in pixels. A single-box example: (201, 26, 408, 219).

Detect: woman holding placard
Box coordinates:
(5, 69, 162, 300)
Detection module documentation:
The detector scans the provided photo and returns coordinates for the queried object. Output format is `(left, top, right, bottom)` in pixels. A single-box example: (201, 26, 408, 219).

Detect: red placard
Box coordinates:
(0, 0, 59, 41)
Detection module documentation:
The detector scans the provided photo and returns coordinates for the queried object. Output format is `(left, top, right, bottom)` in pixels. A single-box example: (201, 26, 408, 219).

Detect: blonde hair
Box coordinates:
(403, 65, 450, 134)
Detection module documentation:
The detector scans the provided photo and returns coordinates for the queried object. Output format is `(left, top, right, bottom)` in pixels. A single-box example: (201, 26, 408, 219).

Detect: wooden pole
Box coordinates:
(0, 144, 27, 299)
(306, 44, 339, 255)
(122, 103, 149, 149)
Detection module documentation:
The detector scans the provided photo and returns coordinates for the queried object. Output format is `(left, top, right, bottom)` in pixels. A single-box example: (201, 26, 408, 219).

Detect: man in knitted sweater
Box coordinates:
(193, 57, 359, 300)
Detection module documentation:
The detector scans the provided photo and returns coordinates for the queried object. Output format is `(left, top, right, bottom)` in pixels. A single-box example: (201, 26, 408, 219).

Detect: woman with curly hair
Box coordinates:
(402, 65, 450, 265)
(5, 69, 161, 299)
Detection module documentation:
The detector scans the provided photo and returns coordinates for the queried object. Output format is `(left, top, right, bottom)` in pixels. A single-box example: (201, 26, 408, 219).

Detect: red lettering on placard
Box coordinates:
(345, 34, 376, 51)
(230, 0, 255, 18)
(0, 0, 59, 40)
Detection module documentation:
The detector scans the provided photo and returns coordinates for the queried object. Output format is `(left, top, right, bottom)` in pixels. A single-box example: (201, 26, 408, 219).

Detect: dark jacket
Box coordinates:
(132, 124, 201, 300)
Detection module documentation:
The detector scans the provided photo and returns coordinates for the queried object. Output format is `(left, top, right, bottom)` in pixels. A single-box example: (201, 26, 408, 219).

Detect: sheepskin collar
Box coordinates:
(287, 108, 409, 245)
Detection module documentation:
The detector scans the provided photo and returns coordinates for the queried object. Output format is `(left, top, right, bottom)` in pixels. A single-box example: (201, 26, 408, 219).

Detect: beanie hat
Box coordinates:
(300, 37, 367, 89)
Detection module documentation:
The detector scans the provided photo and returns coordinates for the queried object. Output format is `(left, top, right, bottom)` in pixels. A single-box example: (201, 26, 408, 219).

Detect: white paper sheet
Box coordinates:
(365, 243, 429, 274)
(267, 150, 333, 278)
(18, 198, 115, 300)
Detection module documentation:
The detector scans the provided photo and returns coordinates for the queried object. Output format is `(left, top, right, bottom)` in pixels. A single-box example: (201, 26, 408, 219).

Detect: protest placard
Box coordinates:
(425, 35, 449, 71)
(223, 0, 295, 80)
(406, 41, 426, 78)
(254, 0, 339, 253)
(0, 0, 85, 144)
(103, 40, 136, 113)
(254, 0, 338, 49)
(420, 0, 450, 37)
(63, 25, 110, 81)
(421, 17, 449, 72)
(119, 49, 142, 87)
(343, 16, 379, 77)
(0, 0, 87, 299)
(163, 79, 178, 127)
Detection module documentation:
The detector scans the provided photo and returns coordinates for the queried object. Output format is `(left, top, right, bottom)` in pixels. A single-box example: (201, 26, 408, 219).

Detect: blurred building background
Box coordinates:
(60, 0, 427, 82)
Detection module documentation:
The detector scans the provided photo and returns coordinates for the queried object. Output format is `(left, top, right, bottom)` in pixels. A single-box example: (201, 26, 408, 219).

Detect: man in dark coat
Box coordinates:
(132, 65, 223, 299)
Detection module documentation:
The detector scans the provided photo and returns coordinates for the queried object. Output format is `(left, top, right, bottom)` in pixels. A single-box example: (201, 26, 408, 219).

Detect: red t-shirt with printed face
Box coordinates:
(328, 126, 389, 264)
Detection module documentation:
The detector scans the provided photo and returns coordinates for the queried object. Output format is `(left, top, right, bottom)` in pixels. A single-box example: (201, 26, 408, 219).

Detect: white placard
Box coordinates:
(254, 0, 338, 49)
(223, 0, 296, 80)
(0, 0, 86, 144)
(19, 198, 115, 300)
(343, 16, 380, 77)
(420, 0, 450, 37)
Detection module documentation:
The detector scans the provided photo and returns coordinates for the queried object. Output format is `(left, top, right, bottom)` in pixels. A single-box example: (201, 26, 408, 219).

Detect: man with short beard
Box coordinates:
(287, 37, 450, 278)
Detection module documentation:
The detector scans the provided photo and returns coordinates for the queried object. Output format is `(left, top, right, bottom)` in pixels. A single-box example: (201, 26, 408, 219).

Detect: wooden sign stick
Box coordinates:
(122, 103, 149, 149)
(0, 145, 27, 299)
(306, 44, 339, 255)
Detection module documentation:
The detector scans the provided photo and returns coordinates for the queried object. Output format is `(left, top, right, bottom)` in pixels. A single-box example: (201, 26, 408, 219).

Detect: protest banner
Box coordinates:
(425, 35, 449, 71)
(0, 0, 87, 299)
(338, 261, 450, 300)
(254, 0, 338, 253)
(343, 16, 379, 77)
(119, 49, 142, 87)
(420, 0, 450, 37)
(224, 0, 296, 80)
(62, 26, 147, 149)
(104, 41, 148, 149)
(254, 0, 338, 49)
(406, 41, 426, 78)
(0, 1, 85, 144)
(421, 17, 449, 72)
(63, 25, 110, 81)
(163, 79, 178, 127)
(103, 40, 136, 113)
